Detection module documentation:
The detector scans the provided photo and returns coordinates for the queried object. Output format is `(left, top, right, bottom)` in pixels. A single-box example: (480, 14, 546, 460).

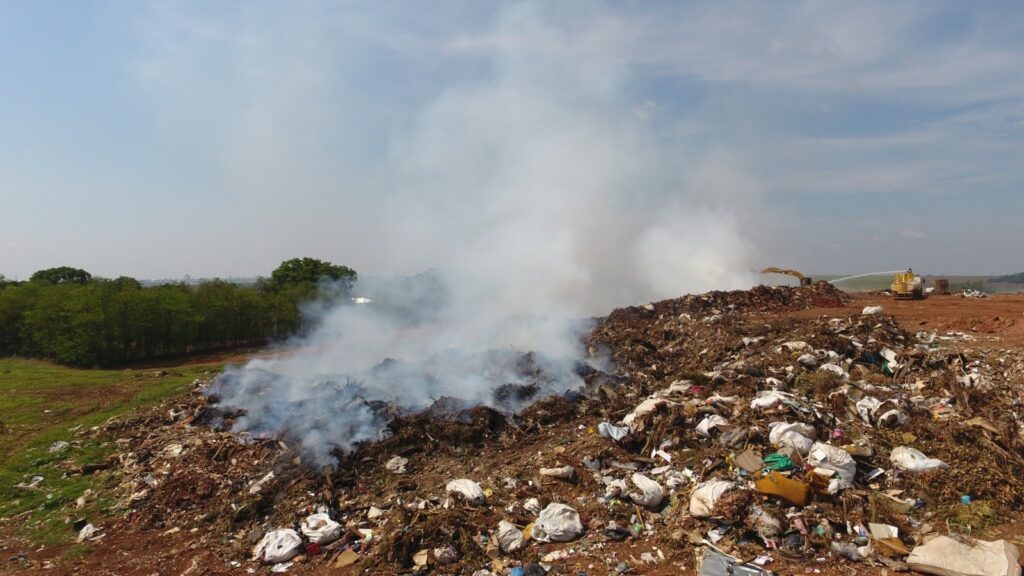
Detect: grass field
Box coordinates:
(0, 358, 222, 547)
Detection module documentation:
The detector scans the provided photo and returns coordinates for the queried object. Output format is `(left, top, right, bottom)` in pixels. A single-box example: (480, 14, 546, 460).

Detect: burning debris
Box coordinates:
(206, 347, 600, 466)
(33, 284, 1024, 575)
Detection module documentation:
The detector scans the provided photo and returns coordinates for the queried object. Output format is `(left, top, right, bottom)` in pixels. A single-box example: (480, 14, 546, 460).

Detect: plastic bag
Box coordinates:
(598, 422, 630, 442)
(385, 456, 408, 474)
(532, 503, 583, 542)
(797, 353, 818, 367)
(628, 473, 664, 509)
(769, 422, 815, 455)
(689, 480, 734, 518)
(750, 390, 791, 409)
(807, 442, 856, 491)
(446, 478, 486, 505)
(623, 398, 673, 432)
(496, 520, 525, 553)
(819, 363, 848, 378)
(300, 513, 343, 545)
(890, 446, 948, 473)
(696, 415, 730, 438)
(253, 529, 303, 564)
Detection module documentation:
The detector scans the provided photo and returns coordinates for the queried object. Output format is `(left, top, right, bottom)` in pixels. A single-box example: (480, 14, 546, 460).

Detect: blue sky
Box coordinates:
(2, 1, 1023, 282)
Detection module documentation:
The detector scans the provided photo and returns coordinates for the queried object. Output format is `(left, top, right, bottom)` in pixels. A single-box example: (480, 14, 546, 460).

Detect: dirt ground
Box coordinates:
(3, 287, 1024, 576)
(852, 293, 1024, 348)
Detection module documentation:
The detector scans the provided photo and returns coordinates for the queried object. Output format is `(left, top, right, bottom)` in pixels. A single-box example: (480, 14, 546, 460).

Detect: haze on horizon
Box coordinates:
(2, 1, 1024, 284)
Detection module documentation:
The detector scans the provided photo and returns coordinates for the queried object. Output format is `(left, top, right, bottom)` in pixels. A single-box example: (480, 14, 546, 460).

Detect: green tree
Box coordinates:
(1, 261, 358, 366)
(30, 266, 93, 284)
(269, 258, 356, 292)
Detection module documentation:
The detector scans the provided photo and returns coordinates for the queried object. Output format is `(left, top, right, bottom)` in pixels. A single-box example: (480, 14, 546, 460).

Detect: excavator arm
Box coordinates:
(761, 267, 812, 286)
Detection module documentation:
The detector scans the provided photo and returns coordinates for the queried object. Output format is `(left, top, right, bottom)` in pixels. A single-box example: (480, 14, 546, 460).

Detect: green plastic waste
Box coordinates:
(763, 452, 795, 471)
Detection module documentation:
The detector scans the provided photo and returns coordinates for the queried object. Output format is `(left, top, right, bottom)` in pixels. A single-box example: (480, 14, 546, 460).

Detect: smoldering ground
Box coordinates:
(205, 5, 757, 465)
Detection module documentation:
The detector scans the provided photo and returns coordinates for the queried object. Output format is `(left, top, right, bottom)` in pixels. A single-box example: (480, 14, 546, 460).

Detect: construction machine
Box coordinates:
(891, 269, 925, 300)
(761, 267, 812, 286)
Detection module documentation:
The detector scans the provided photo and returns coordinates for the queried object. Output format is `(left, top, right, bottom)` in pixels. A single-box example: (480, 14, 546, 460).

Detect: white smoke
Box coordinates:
(210, 5, 757, 465)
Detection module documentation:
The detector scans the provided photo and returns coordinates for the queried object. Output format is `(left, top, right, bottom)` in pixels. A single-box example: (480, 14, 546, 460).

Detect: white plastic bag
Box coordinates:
(797, 353, 818, 367)
(533, 503, 583, 543)
(818, 363, 848, 379)
(750, 390, 791, 409)
(539, 465, 576, 480)
(301, 513, 342, 544)
(663, 468, 696, 490)
(77, 523, 100, 541)
(807, 442, 856, 487)
(769, 422, 816, 455)
(253, 529, 303, 564)
(856, 397, 882, 425)
(696, 415, 730, 438)
(496, 520, 525, 553)
(598, 422, 630, 441)
(623, 398, 674, 431)
(628, 473, 664, 509)
(446, 478, 486, 505)
(862, 306, 884, 315)
(385, 456, 408, 474)
(604, 478, 628, 499)
(689, 480, 734, 518)
(890, 446, 948, 473)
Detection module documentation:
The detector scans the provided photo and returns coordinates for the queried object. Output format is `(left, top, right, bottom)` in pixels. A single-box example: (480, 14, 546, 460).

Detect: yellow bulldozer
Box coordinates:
(761, 267, 812, 286)
(890, 269, 925, 300)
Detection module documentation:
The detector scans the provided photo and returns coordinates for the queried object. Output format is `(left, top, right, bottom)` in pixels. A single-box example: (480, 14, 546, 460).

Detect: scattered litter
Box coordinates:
(16, 475, 44, 490)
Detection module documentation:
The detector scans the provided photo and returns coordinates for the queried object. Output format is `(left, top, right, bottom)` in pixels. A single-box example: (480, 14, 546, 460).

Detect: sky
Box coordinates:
(1, 0, 1023, 283)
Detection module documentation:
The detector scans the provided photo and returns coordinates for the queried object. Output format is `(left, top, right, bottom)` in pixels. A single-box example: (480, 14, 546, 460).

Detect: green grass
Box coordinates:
(60, 544, 91, 561)
(0, 358, 223, 548)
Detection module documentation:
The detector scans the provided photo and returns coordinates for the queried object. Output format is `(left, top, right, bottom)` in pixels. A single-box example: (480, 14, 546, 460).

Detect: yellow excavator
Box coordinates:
(761, 267, 812, 286)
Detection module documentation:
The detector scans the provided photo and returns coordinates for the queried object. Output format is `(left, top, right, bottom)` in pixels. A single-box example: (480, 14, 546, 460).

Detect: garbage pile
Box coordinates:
(77, 283, 1024, 575)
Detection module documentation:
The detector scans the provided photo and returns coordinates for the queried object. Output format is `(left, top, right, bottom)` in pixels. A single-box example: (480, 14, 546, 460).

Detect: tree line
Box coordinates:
(0, 258, 356, 367)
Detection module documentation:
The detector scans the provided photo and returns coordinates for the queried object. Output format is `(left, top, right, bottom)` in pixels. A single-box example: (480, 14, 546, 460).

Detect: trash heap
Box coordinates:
(78, 283, 1024, 575)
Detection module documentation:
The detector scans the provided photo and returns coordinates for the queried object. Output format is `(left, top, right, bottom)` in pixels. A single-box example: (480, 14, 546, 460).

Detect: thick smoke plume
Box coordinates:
(209, 5, 756, 465)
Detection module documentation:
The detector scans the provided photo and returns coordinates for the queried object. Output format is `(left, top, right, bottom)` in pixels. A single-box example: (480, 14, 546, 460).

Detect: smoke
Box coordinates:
(208, 4, 757, 465)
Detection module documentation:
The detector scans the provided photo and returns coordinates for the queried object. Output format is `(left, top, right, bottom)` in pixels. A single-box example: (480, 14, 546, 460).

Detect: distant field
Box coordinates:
(0, 359, 222, 547)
